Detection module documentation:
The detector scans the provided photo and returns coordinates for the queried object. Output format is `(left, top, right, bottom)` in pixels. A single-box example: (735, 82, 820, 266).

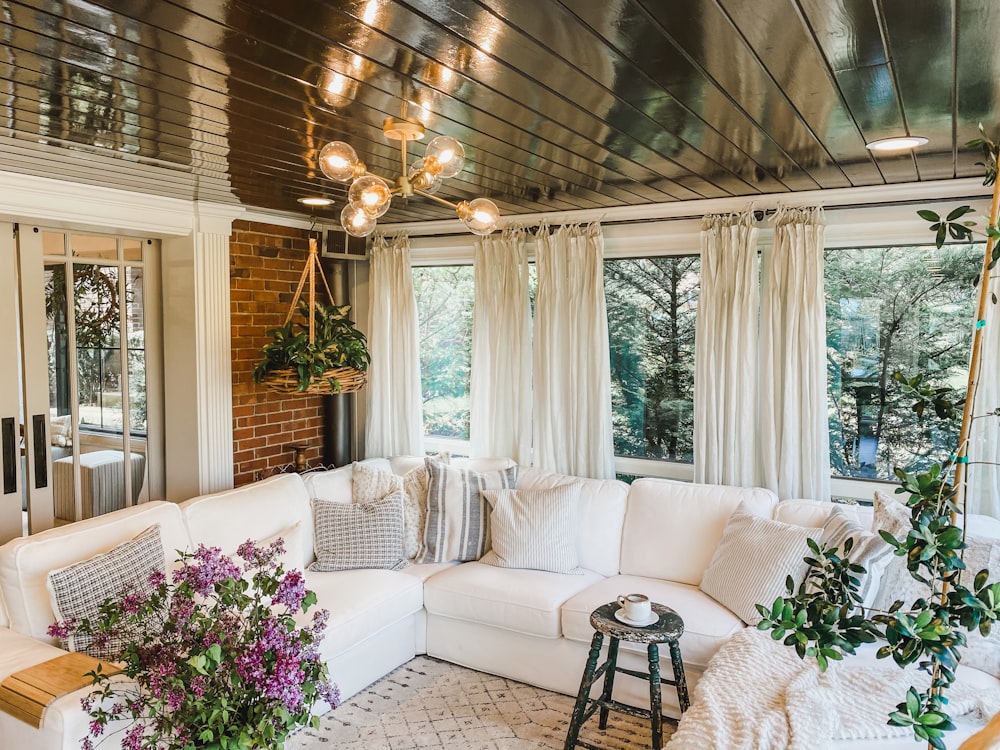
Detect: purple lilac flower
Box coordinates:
(273, 569, 306, 610)
(47, 618, 77, 639)
(174, 545, 241, 595)
(148, 569, 166, 587)
(123, 723, 145, 750)
(120, 591, 146, 614)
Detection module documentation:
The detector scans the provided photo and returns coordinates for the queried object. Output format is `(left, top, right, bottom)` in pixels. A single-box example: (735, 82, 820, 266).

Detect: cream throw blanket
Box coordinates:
(669, 628, 1000, 750)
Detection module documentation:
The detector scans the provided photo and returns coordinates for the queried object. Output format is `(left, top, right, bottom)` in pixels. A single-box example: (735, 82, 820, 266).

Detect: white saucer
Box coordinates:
(614, 609, 658, 627)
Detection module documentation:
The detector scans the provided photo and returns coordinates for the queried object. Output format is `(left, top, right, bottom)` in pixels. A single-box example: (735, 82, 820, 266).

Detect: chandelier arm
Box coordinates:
(413, 189, 460, 210)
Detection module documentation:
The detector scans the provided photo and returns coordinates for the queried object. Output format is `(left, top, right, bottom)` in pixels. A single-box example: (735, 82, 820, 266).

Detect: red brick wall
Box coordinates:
(230, 221, 325, 486)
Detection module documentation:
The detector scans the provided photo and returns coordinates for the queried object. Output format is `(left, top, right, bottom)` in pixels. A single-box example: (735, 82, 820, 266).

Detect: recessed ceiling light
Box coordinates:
(298, 196, 333, 207)
(865, 136, 929, 152)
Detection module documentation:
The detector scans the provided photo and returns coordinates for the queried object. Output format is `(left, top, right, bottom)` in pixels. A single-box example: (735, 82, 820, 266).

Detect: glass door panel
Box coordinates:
(0, 223, 23, 543)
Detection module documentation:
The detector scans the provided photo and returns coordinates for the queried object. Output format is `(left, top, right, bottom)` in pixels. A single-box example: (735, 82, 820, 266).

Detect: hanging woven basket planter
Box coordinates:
(252, 238, 370, 395)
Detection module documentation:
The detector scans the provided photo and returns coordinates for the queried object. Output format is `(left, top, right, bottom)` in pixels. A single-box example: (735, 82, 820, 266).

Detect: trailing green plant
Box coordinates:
(252, 299, 370, 392)
(758, 125, 1000, 749)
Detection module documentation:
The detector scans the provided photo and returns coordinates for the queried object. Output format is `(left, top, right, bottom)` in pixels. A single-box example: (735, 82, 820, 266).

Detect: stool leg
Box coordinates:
(669, 639, 690, 713)
(564, 631, 604, 750)
(647, 643, 663, 750)
(598, 636, 620, 729)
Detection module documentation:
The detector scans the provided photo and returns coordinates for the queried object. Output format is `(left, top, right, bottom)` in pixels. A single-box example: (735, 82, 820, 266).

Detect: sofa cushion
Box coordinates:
(423, 561, 603, 638)
(310, 494, 406, 572)
(300, 568, 423, 661)
(47, 523, 164, 659)
(561, 575, 745, 670)
(516, 468, 628, 577)
(621, 479, 777, 585)
(0, 500, 189, 642)
(773, 498, 872, 529)
(480, 485, 582, 574)
(700, 505, 821, 625)
(181, 473, 313, 570)
(417, 459, 518, 564)
(352, 462, 404, 504)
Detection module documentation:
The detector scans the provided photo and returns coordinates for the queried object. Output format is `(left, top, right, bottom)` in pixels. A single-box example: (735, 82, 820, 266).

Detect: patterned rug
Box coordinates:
(288, 655, 676, 749)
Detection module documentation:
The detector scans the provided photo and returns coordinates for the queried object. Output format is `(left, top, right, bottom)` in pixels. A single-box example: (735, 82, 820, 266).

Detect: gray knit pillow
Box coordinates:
(311, 493, 406, 572)
(47, 524, 165, 660)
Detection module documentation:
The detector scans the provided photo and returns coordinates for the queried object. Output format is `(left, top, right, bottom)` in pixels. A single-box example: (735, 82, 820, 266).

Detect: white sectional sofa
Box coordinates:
(0, 457, 996, 750)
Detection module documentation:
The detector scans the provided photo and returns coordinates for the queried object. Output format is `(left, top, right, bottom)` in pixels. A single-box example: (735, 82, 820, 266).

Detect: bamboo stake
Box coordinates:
(928, 173, 1000, 749)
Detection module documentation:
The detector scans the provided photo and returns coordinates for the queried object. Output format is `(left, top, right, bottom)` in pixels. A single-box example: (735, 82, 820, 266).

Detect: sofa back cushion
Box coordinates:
(180, 473, 313, 570)
(515, 468, 628, 577)
(0, 501, 189, 641)
(620, 479, 778, 585)
(772, 498, 873, 529)
(387, 455, 516, 477)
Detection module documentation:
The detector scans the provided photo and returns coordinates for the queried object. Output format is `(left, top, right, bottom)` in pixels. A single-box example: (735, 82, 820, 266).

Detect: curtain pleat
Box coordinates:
(364, 233, 424, 457)
(967, 266, 1000, 516)
(532, 223, 615, 479)
(694, 211, 760, 487)
(470, 227, 532, 464)
(759, 207, 830, 500)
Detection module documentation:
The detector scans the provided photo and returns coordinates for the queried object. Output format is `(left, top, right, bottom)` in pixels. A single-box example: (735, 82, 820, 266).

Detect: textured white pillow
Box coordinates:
(479, 485, 582, 574)
(352, 462, 404, 504)
(820, 506, 893, 609)
(416, 458, 518, 564)
(699, 504, 822, 625)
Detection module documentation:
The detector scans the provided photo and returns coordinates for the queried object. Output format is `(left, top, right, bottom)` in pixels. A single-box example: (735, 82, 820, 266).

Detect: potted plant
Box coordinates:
(757, 126, 1000, 749)
(49, 538, 339, 750)
(252, 298, 370, 394)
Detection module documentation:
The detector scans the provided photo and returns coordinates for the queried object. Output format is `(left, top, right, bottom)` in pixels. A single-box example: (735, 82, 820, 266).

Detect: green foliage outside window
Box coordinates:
(605, 256, 699, 462)
(825, 245, 981, 480)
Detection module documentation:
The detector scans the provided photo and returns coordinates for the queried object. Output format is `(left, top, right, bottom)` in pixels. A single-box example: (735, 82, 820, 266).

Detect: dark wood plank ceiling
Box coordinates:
(1, 0, 997, 224)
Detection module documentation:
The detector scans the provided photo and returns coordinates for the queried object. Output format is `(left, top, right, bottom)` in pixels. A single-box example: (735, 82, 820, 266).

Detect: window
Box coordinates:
(605, 256, 700, 462)
(825, 244, 980, 480)
(412, 265, 475, 439)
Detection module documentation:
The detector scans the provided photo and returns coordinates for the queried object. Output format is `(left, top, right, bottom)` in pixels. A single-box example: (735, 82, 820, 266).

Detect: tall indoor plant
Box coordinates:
(757, 126, 1000, 749)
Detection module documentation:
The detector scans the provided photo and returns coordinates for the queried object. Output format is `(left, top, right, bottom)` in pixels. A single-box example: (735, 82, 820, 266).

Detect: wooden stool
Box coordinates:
(564, 601, 689, 750)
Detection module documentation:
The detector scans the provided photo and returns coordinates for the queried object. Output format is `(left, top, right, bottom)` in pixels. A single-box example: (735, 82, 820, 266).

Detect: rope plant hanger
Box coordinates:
(252, 236, 370, 395)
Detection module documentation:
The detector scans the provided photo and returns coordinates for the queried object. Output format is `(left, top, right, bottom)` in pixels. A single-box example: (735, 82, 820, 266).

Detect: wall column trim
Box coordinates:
(162, 202, 245, 500)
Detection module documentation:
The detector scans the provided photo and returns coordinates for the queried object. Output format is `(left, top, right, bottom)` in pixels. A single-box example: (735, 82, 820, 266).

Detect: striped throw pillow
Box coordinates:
(479, 485, 583, 574)
(820, 506, 892, 608)
(47, 524, 165, 660)
(416, 458, 518, 563)
(699, 504, 822, 625)
(310, 493, 406, 572)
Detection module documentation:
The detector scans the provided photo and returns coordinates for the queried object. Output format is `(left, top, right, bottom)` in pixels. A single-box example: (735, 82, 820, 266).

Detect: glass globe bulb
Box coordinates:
(341, 201, 377, 237)
(425, 135, 465, 178)
(319, 141, 359, 182)
(408, 159, 442, 194)
(349, 175, 392, 217)
(457, 198, 499, 236)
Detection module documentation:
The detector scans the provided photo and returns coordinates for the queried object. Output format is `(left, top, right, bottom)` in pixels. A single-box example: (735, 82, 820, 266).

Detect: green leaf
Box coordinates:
(917, 209, 941, 222)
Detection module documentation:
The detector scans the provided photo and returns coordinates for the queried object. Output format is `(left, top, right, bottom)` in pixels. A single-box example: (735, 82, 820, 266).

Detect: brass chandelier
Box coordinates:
(319, 101, 500, 238)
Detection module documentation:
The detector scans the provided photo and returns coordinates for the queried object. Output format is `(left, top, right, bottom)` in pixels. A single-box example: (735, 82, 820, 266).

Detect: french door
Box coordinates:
(0, 223, 163, 542)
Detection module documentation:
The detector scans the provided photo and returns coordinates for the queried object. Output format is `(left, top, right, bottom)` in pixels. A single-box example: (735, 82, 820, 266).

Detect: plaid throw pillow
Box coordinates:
(416, 458, 518, 564)
(46, 524, 165, 660)
(310, 493, 407, 572)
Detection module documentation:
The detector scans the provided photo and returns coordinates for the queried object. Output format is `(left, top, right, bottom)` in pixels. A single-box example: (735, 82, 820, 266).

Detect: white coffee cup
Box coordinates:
(617, 593, 651, 622)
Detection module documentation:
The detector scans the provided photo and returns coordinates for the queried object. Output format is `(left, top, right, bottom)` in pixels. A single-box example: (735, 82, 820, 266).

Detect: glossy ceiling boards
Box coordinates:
(1, 0, 998, 222)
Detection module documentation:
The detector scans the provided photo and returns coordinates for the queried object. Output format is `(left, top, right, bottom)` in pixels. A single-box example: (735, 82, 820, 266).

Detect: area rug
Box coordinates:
(287, 655, 675, 749)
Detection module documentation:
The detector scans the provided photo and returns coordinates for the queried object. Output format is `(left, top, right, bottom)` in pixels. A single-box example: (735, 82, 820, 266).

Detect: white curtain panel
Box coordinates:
(364, 233, 424, 457)
(759, 207, 830, 501)
(470, 226, 532, 464)
(694, 211, 760, 487)
(533, 222, 615, 479)
(967, 265, 1000, 517)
